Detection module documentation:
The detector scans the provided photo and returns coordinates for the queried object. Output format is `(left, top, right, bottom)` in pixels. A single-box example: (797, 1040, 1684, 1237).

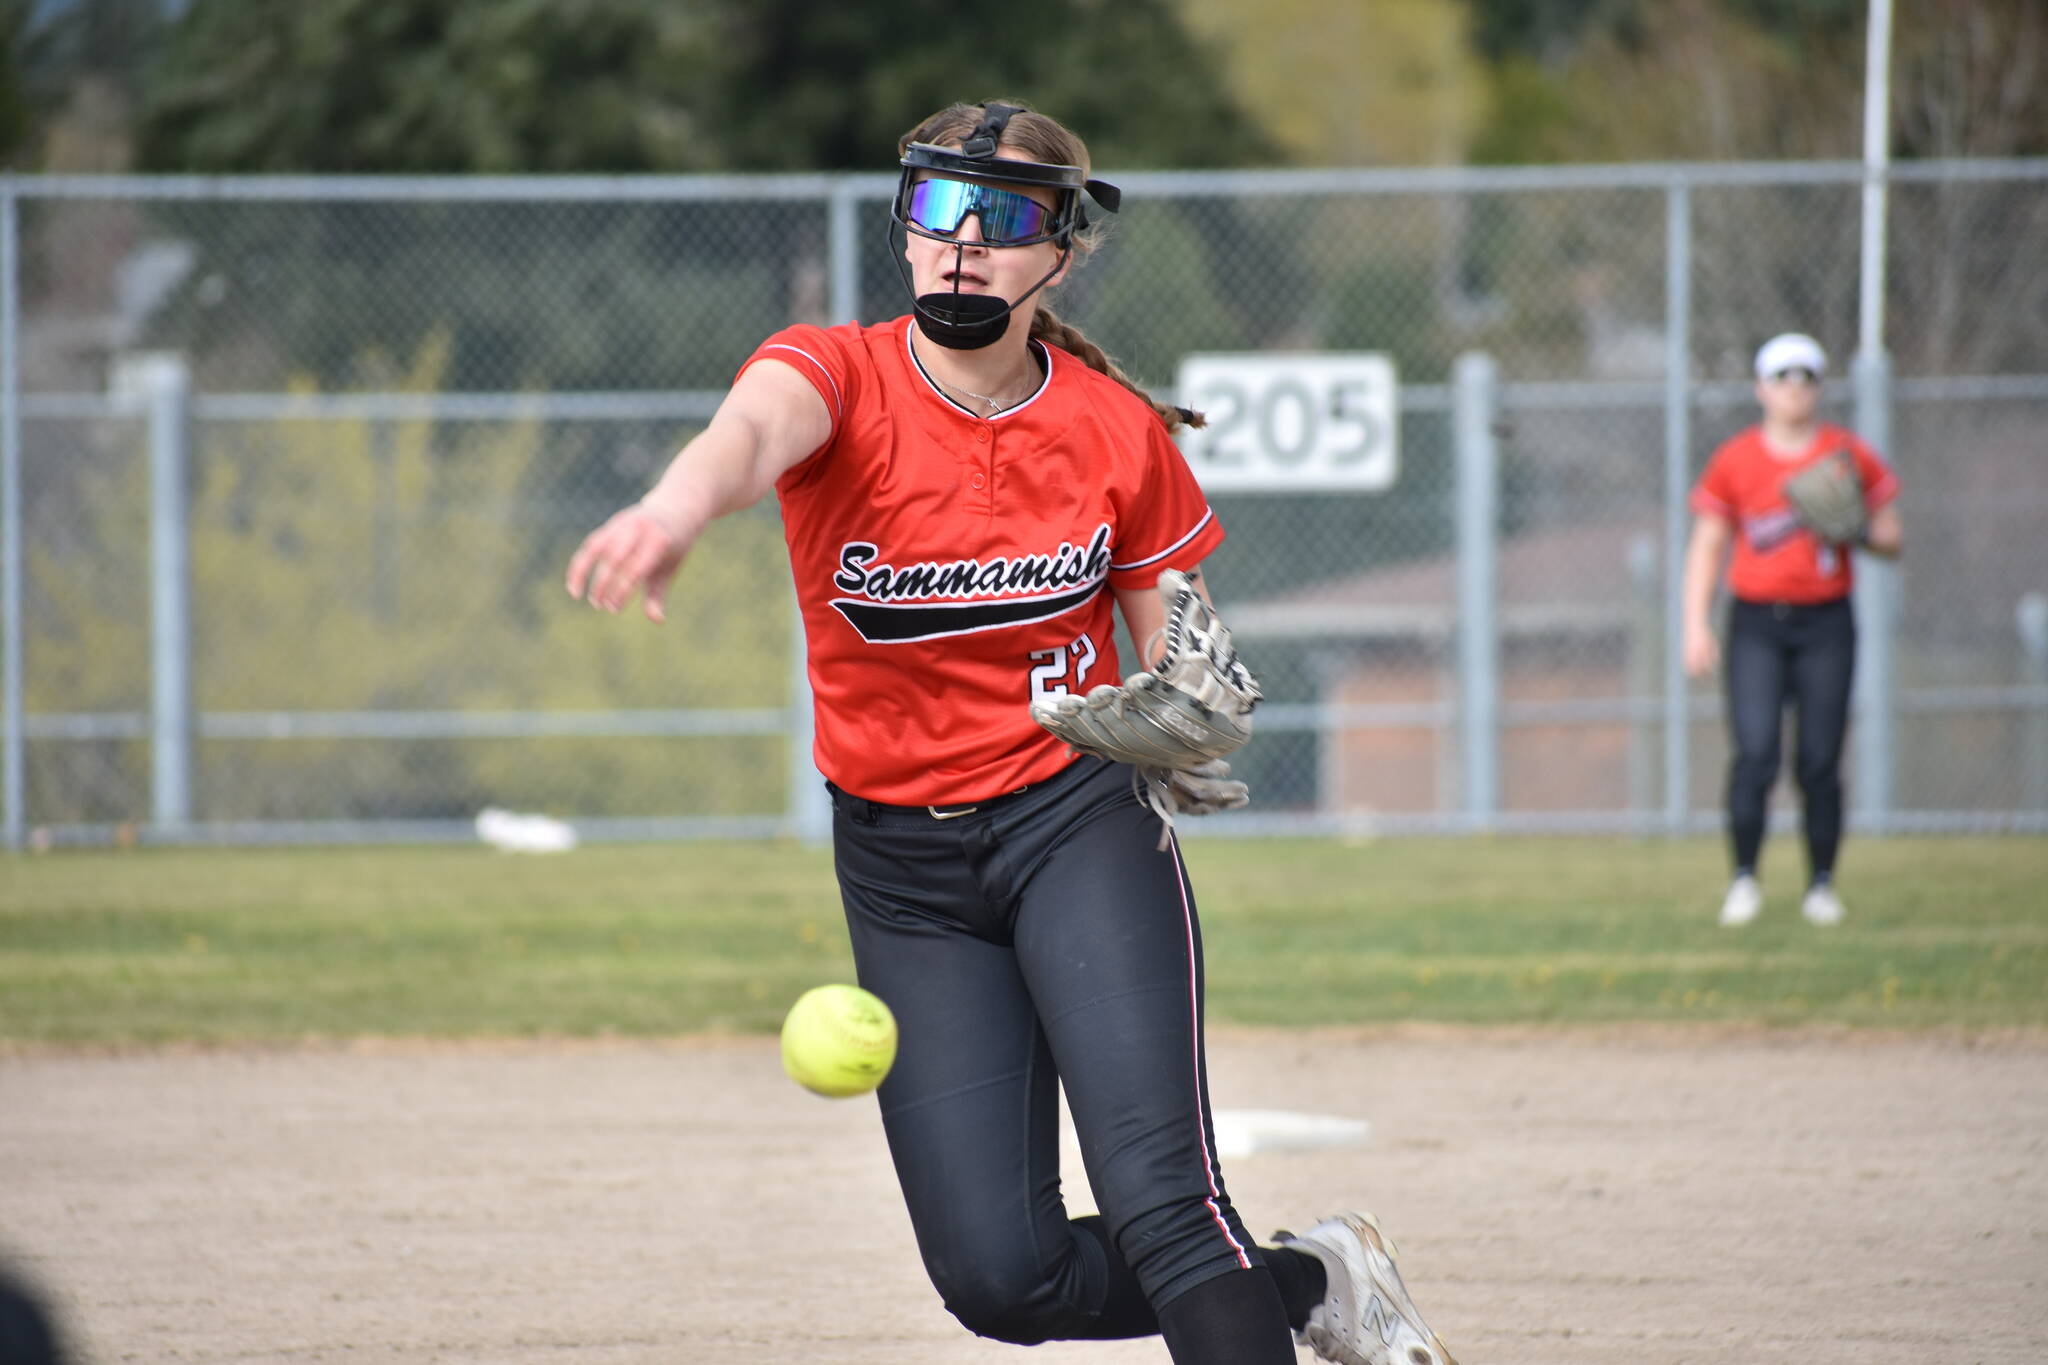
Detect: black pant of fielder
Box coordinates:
(1724, 596, 1857, 881)
(828, 756, 1274, 1347)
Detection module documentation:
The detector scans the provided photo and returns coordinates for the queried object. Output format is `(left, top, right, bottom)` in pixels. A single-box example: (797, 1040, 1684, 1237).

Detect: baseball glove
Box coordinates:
(1030, 569, 1263, 770)
(1152, 758, 1250, 817)
(1122, 757, 1251, 850)
(1782, 449, 1867, 544)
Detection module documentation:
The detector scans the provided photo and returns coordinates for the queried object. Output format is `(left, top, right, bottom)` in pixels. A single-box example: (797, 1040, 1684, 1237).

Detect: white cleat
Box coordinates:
(1718, 874, 1763, 927)
(1801, 883, 1845, 926)
(1277, 1212, 1456, 1365)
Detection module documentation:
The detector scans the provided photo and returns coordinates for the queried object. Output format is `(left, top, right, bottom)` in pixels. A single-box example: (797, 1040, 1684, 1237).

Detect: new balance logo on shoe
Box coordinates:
(1366, 1294, 1399, 1346)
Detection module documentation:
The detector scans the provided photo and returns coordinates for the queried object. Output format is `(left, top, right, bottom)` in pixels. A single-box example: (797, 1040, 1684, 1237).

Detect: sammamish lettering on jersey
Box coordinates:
(1741, 505, 1804, 553)
(830, 524, 1112, 644)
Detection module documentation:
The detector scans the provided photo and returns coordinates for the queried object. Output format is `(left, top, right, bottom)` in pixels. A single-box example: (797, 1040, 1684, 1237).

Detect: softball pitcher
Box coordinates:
(568, 99, 1454, 1365)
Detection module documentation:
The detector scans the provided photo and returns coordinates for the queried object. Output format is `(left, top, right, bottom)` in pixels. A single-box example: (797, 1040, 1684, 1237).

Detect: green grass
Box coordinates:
(1, 837, 2043, 1044)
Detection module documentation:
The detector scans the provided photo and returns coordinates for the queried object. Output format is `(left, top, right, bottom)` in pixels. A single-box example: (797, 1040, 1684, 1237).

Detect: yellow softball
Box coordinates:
(780, 984, 898, 1098)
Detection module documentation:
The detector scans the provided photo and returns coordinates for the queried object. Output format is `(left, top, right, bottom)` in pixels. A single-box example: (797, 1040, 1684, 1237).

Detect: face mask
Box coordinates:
(907, 245, 1068, 350)
(893, 176, 1073, 350)
(887, 103, 1121, 350)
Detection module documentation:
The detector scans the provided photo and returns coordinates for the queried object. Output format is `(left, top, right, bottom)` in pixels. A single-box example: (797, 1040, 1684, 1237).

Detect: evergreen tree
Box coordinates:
(137, 0, 1268, 175)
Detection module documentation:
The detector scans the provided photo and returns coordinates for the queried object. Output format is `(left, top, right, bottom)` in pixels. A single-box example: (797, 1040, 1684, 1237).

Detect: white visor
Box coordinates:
(1754, 332, 1827, 379)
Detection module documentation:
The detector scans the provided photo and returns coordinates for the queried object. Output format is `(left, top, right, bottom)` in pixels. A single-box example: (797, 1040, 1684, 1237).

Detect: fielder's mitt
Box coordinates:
(1152, 758, 1250, 817)
(1782, 449, 1867, 545)
(1125, 758, 1251, 850)
(1030, 569, 1263, 770)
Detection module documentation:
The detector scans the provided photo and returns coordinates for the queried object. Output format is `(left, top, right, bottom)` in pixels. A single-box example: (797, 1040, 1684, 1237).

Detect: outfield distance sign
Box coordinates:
(1174, 352, 1399, 492)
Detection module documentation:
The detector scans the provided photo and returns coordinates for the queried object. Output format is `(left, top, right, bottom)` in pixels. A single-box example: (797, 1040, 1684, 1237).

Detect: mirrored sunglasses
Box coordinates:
(905, 178, 1057, 246)
(1768, 367, 1819, 385)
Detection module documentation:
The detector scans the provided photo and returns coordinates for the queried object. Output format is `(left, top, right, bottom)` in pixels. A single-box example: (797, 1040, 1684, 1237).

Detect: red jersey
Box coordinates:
(738, 316, 1226, 806)
(1690, 423, 1899, 605)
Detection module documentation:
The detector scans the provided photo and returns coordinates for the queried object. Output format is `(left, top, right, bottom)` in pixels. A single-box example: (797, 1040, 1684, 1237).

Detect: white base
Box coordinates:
(1059, 1098, 1371, 1172)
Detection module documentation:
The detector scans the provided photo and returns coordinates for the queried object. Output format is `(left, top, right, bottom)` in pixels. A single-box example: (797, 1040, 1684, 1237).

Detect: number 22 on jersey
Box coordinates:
(1028, 634, 1099, 702)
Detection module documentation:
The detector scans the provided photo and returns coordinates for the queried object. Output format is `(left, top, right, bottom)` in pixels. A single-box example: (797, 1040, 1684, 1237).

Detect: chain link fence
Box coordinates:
(4, 160, 2045, 845)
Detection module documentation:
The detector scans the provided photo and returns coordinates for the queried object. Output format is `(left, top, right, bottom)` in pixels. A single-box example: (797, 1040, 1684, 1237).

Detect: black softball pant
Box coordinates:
(827, 756, 1265, 1346)
(1724, 596, 1857, 880)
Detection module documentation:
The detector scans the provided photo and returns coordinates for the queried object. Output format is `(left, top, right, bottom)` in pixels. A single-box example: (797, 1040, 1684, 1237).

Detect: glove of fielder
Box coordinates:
(1782, 449, 1867, 545)
(1029, 569, 1263, 770)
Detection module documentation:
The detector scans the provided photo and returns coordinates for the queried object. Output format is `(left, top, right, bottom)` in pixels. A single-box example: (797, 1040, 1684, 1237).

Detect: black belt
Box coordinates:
(1735, 595, 1849, 620)
(826, 760, 1099, 826)
(827, 779, 1039, 824)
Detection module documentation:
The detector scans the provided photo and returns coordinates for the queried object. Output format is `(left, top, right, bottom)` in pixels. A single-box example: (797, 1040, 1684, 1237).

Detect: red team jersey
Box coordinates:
(737, 316, 1226, 806)
(1690, 423, 1899, 605)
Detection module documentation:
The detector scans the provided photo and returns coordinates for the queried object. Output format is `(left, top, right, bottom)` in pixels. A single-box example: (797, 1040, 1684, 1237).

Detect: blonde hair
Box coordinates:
(900, 101, 1205, 433)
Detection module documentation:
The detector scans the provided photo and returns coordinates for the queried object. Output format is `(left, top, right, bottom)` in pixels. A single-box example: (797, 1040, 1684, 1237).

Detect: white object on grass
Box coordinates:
(474, 807, 579, 854)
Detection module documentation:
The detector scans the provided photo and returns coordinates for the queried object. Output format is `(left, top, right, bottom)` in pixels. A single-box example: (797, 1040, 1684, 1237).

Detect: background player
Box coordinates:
(567, 100, 1454, 1365)
(1682, 332, 1903, 928)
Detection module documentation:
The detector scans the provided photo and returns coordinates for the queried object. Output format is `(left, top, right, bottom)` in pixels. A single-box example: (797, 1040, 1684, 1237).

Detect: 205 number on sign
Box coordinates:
(1174, 352, 1399, 492)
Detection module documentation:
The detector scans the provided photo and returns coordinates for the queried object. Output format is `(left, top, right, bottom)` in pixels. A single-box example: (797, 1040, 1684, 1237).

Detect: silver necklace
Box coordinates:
(913, 331, 1038, 414)
(942, 375, 1020, 414)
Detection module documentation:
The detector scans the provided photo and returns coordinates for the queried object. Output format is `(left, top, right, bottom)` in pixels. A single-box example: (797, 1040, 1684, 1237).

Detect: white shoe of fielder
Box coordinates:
(1277, 1212, 1456, 1365)
(1801, 883, 1845, 926)
(1718, 874, 1763, 927)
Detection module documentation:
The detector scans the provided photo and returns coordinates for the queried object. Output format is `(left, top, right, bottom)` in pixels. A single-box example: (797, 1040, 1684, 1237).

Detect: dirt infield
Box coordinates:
(4, 1030, 2044, 1364)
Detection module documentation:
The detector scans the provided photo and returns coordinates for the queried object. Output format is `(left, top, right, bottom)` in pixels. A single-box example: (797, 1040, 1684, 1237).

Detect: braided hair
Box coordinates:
(1028, 306, 1205, 433)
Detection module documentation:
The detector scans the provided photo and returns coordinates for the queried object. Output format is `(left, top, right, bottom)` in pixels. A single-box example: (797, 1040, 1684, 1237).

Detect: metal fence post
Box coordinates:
(1, 180, 22, 850)
(2018, 593, 2048, 814)
(782, 182, 863, 846)
(1661, 177, 1694, 836)
(1851, 346, 1896, 829)
(1453, 351, 1499, 828)
(827, 178, 861, 325)
(1626, 533, 1661, 825)
(146, 355, 195, 830)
